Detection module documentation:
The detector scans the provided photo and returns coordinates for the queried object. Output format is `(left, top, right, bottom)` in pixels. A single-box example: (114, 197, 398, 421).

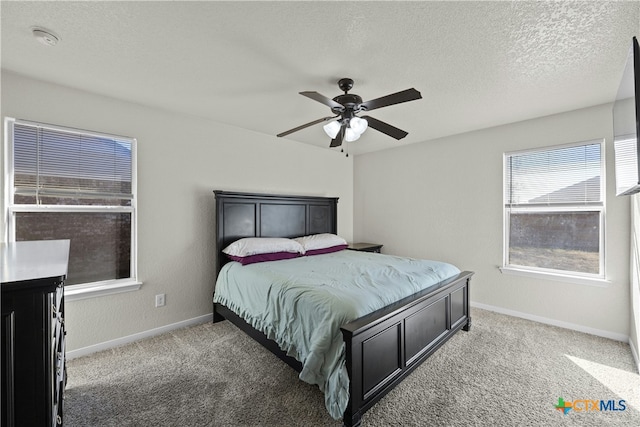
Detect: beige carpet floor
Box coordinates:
(65, 308, 640, 426)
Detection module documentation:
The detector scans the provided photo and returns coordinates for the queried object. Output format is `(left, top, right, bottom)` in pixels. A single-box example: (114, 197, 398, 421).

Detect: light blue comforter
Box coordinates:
(213, 250, 460, 420)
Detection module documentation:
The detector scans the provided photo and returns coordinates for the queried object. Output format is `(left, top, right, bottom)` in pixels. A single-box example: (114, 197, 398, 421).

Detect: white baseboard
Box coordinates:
(471, 301, 630, 343)
(630, 337, 640, 374)
(66, 313, 213, 360)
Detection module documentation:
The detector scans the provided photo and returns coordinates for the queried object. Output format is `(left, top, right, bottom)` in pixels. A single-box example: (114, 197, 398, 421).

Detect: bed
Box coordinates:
(212, 190, 473, 426)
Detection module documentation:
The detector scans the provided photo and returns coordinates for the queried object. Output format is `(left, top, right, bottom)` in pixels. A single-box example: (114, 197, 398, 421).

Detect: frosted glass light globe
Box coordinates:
(345, 127, 361, 142)
(350, 117, 368, 134)
(323, 121, 341, 139)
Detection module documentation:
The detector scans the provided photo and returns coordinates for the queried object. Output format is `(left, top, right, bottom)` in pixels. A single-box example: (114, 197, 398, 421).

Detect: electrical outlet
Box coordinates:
(155, 293, 166, 307)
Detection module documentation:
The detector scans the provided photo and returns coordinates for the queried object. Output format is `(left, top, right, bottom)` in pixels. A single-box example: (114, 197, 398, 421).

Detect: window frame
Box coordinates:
(3, 117, 141, 300)
(502, 139, 608, 285)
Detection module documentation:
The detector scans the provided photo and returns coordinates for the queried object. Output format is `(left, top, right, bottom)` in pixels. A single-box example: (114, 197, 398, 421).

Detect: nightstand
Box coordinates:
(347, 243, 383, 253)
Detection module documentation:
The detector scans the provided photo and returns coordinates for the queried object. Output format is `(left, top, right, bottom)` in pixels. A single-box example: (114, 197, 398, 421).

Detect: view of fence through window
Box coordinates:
(16, 212, 131, 285)
(504, 141, 603, 276)
(508, 211, 600, 274)
(9, 119, 135, 286)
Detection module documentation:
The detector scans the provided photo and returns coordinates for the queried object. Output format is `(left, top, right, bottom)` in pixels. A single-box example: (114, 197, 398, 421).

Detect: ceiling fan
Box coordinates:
(277, 78, 422, 148)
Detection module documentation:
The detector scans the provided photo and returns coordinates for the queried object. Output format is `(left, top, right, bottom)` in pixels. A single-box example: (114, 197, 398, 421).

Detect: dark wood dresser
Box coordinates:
(1, 240, 70, 427)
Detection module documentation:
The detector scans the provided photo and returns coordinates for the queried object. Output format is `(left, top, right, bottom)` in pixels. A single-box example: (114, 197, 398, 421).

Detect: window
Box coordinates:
(503, 140, 605, 281)
(3, 118, 139, 298)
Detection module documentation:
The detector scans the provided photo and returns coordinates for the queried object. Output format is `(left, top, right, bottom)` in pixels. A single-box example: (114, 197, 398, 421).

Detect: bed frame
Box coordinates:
(212, 190, 473, 427)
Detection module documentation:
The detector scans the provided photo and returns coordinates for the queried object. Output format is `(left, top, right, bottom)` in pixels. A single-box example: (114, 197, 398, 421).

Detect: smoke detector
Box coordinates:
(32, 27, 59, 46)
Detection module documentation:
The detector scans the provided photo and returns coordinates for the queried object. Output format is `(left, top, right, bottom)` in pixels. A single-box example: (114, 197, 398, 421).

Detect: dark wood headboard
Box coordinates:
(214, 191, 339, 272)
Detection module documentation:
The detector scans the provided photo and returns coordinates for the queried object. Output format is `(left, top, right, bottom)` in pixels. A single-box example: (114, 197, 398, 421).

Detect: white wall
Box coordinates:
(1, 71, 354, 352)
(354, 103, 630, 339)
(630, 195, 640, 368)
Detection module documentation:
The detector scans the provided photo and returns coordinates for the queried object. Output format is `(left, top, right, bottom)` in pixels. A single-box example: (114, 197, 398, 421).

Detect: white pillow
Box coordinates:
(293, 233, 347, 251)
(222, 237, 305, 257)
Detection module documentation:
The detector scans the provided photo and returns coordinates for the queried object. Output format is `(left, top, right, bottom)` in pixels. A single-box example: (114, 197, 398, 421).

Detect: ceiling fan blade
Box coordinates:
(359, 88, 422, 112)
(300, 91, 345, 111)
(329, 124, 346, 147)
(361, 115, 409, 140)
(277, 116, 336, 137)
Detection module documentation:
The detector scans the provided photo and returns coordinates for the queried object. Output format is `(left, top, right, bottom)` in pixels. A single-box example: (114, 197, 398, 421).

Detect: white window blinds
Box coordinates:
(614, 135, 640, 196)
(12, 121, 133, 202)
(505, 142, 602, 206)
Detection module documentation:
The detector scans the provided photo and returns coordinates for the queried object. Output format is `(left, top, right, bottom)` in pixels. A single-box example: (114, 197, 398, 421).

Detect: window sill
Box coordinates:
(499, 266, 610, 287)
(65, 279, 142, 301)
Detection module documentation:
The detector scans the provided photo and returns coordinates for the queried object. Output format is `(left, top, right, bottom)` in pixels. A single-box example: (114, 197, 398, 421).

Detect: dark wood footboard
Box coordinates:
(340, 271, 472, 427)
(213, 271, 472, 427)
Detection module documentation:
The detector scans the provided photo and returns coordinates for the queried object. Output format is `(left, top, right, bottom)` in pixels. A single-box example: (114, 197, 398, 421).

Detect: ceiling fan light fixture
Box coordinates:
(277, 78, 422, 149)
(323, 121, 341, 139)
(350, 117, 368, 134)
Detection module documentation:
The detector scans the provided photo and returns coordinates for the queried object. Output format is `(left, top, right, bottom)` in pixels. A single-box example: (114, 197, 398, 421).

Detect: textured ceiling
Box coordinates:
(1, 1, 639, 155)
